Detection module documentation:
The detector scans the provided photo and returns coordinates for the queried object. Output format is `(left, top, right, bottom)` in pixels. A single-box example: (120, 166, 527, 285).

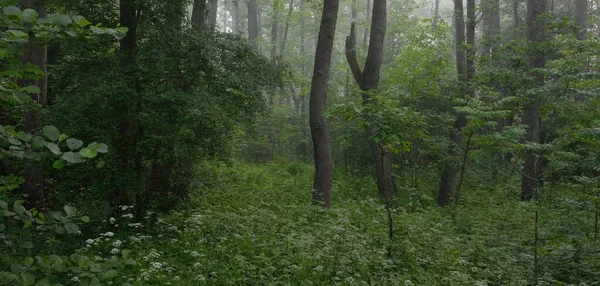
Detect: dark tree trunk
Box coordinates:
(309, 0, 338, 207)
(575, 0, 588, 40)
(208, 0, 218, 26)
(19, 0, 47, 208)
(279, 0, 294, 55)
(521, 0, 547, 201)
(483, 0, 500, 57)
(192, 0, 207, 28)
(111, 0, 139, 210)
(270, 0, 280, 62)
(346, 0, 395, 199)
(438, 0, 467, 206)
(166, 0, 185, 30)
(247, 0, 259, 45)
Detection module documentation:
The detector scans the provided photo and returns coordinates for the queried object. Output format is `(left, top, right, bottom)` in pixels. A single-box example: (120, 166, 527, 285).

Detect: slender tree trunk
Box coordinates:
(208, 0, 218, 26)
(309, 0, 338, 208)
(363, 0, 370, 47)
(20, 0, 47, 208)
(192, 0, 207, 28)
(234, 0, 241, 33)
(346, 0, 395, 199)
(247, 0, 259, 45)
(432, 0, 440, 28)
(575, 0, 588, 40)
(438, 0, 467, 206)
(279, 0, 294, 55)
(270, 0, 280, 63)
(521, 0, 547, 201)
(483, 0, 500, 57)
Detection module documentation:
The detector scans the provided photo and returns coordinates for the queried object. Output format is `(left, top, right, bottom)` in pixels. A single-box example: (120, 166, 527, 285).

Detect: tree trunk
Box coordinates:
(432, 0, 440, 28)
(575, 0, 588, 40)
(19, 0, 47, 208)
(309, 0, 338, 208)
(483, 0, 500, 57)
(346, 0, 395, 199)
(247, 0, 259, 45)
(279, 0, 293, 55)
(166, 0, 185, 30)
(208, 0, 218, 26)
(363, 0, 370, 47)
(234, 0, 241, 33)
(438, 0, 467, 206)
(521, 0, 547, 201)
(192, 0, 207, 28)
(270, 0, 280, 63)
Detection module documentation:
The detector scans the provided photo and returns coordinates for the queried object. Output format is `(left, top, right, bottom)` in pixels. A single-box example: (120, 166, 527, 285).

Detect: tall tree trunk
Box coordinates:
(166, 0, 185, 30)
(270, 0, 281, 63)
(575, 0, 588, 40)
(432, 0, 440, 28)
(247, 0, 259, 45)
(521, 0, 547, 201)
(483, 0, 500, 57)
(192, 0, 207, 28)
(234, 0, 241, 33)
(309, 0, 339, 208)
(19, 0, 47, 208)
(279, 0, 294, 55)
(346, 0, 395, 199)
(438, 0, 467, 206)
(208, 0, 218, 26)
(363, 0, 370, 47)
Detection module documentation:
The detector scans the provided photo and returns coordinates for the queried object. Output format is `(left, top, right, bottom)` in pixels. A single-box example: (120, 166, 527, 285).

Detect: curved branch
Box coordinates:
(345, 22, 363, 89)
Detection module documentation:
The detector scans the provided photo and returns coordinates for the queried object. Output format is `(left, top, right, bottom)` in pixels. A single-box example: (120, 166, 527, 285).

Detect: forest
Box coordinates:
(1, 0, 600, 284)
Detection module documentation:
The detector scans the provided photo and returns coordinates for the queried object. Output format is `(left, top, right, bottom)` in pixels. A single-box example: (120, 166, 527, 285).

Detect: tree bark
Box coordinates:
(309, 0, 338, 207)
(483, 0, 500, 57)
(279, 0, 294, 55)
(432, 0, 440, 28)
(346, 0, 395, 199)
(437, 0, 467, 206)
(192, 0, 207, 28)
(270, 0, 281, 63)
(208, 0, 218, 26)
(363, 0, 370, 47)
(234, 0, 241, 33)
(521, 0, 547, 201)
(247, 0, 259, 45)
(575, 0, 588, 40)
(19, 0, 47, 208)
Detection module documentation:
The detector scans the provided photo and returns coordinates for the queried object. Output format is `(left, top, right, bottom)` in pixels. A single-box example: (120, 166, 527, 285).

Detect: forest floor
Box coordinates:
(109, 162, 599, 285)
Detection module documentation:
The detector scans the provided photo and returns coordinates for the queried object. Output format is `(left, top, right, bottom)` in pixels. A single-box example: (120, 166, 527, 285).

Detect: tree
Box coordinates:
(575, 0, 588, 40)
(247, 0, 259, 45)
(208, 0, 218, 26)
(309, 0, 339, 207)
(19, 0, 47, 206)
(521, 0, 547, 201)
(345, 0, 395, 199)
(192, 0, 207, 28)
(437, 0, 467, 206)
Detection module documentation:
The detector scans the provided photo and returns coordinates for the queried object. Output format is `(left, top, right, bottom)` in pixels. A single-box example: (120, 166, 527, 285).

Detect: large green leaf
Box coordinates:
(64, 223, 79, 234)
(66, 138, 83, 151)
(2, 6, 21, 18)
(42, 126, 60, 142)
(102, 269, 118, 279)
(44, 142, 61, 155)
(62, 152, 85, 163)
(79, 148, 97, 158)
